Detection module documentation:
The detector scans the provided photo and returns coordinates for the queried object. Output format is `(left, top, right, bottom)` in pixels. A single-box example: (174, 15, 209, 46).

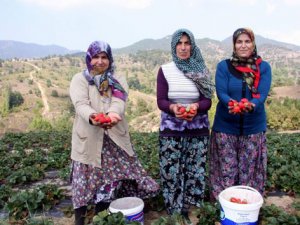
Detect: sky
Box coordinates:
(1, 0, 300, 51)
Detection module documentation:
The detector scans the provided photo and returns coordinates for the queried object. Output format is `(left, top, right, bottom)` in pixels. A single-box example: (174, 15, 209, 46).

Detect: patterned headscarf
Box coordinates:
(83, 41, 127, 101)
(230, 28, 262, 98)
(171, 28, 214, 99)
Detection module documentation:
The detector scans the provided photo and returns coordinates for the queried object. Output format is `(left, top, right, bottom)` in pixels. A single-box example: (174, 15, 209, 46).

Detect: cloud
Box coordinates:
(265, 30, 300, 46)
(19, 0, 152, 10)
(266, 2, 277, 14)
(228, 0, 258, 5)
(284, 0, 300, 6)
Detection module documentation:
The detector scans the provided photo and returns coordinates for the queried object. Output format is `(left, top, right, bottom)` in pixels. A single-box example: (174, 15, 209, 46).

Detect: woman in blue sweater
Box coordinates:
(209, 28, 272, 200)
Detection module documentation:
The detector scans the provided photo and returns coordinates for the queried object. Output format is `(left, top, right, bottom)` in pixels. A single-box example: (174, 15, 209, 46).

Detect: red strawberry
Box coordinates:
(228, 101, 234, 106)
(238, 102, 245, 110)
(179, 106, 186, 114)
(233, 106, 241, 114)
(241, 98, 249, 103)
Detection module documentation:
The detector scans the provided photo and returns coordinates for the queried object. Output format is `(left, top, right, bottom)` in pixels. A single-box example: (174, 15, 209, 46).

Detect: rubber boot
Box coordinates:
(95, 201, 110, 214)
(74, 206, 87, 225)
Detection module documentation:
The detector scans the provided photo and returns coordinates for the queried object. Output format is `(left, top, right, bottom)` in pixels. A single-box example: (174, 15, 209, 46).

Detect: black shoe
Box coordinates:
(181, 211, 194, 225)
(95, 201, 110, 214)
(74, 206, 87, 225)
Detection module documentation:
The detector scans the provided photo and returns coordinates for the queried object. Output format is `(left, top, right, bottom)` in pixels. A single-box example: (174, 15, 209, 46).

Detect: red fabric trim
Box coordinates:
(235, 58, 262, 98)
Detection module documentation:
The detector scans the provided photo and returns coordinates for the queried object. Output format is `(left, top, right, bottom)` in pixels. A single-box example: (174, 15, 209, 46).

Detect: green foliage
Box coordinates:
(195, 202, 220, 225)
(266, 133, 300, 193)
(130, 132, 160, 179)
(10, 90, 24, 108)
(0, 85, 24, 116)
(259, 204, 300, 225)
(0, 185, 12, 208)
(0, 85, 10, 116)
(46, 79, 52, 87)
(50, 89, 58, 97)
(5, 184, 64, 220)
(29, 116, 52, 131)
(0, 129, 299, 223)
(92, 210, 140, 225)
(151, 212, 186, 225)
(28, 79, 34, 85)
(6, 166, 45, 185)
(267, 98, 300, 131)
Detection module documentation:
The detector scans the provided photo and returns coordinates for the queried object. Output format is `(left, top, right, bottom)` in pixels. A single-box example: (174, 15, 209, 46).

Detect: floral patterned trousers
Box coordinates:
(209, 131, 267, 201)
(159, 136, 209, 214)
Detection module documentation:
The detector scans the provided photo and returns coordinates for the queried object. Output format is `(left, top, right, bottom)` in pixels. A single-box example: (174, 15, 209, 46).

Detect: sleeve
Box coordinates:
(156, 67, 172, 114)
(197, 95, 212, 112)
(215, 61, 232, 106)
(69, 73, 97, 123)
(251, 61, 272, 111)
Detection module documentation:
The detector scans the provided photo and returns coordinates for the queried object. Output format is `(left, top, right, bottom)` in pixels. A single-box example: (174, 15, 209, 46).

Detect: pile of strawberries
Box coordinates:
(92, 113, 111, 124)
(229, 197, 248, 204)
(178, 105, 196, 119)
(228, 98, 251, 114)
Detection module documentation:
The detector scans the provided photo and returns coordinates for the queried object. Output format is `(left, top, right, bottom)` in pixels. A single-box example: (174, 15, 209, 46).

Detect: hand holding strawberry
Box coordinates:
(90, 112, 112, 128)
(176, 104, 198, 121)
(228, 98, 255, 115)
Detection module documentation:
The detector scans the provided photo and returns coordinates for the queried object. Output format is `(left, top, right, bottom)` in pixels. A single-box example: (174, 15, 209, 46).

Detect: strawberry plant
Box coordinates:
(92, 210, 140, 225)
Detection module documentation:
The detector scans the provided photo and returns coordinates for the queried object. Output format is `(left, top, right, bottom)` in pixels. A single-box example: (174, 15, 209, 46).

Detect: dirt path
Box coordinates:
(24, 61, 50, 117)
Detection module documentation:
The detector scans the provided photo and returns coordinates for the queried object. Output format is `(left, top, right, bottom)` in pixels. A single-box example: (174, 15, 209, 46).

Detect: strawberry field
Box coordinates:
(0, 130, 299, 224)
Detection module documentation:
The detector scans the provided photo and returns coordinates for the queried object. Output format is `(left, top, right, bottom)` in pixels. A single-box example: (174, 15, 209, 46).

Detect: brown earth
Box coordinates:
(272, 85, 300, 99)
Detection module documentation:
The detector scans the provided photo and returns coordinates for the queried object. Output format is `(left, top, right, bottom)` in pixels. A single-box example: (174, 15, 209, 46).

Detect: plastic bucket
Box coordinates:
(218, 185, 264, 225)
(109, 197, 144, 224)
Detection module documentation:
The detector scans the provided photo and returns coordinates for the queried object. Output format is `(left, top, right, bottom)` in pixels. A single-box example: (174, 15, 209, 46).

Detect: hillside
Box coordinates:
(0, 37, 300, 135)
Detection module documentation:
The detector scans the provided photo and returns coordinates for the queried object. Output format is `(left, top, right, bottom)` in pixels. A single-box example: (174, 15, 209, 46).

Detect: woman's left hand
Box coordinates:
(105, 112, 122, 129)
(183, 103, 198, 121)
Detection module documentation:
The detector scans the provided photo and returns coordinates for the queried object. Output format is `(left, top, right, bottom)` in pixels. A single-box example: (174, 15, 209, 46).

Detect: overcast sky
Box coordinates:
(1, 0, 300, 51)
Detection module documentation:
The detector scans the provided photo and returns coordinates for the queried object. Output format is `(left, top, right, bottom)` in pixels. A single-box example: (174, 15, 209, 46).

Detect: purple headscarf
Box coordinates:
(83, 41, 127, 101)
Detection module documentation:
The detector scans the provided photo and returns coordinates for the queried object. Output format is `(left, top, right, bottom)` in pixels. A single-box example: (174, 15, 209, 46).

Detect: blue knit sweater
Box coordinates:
(212, 59, 272, 135)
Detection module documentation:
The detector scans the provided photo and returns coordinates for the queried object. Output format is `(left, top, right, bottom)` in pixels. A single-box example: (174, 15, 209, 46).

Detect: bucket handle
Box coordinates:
(230, 185, 260, 194)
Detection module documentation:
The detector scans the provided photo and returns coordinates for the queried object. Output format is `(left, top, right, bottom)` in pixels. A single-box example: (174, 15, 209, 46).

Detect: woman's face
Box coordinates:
(90, 52, 110, 74)
(234, 33, 254, 59)
(176, 34, 191, 60)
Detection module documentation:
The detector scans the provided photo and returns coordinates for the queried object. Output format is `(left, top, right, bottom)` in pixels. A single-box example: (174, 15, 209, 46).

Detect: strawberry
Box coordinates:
(233, 106, 241, 114)
(94, 113, 111, 124)
(179, 106, 186, 114)
(229, 197, 248, 204)
(238, 102, 245, 110)
(240, 98, 249, 103)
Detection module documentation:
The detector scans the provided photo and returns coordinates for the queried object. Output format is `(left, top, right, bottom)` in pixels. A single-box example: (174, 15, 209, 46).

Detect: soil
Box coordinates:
(47, 194, 298, 225)
(272, 85, 300, 99)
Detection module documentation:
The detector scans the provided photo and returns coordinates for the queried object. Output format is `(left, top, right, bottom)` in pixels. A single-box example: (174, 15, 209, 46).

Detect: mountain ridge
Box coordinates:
(1, 34, 300, 59)
(0, 40, 79, 60)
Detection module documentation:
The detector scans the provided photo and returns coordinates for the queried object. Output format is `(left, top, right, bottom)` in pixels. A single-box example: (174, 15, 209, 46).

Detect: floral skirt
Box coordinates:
(159, 136, 209, 214)
(209, 131, 267, 201)
(71, 134, 160, 209)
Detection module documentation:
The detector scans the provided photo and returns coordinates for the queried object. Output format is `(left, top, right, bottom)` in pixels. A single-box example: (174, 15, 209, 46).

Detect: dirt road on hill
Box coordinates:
(24, 61, 50, 117)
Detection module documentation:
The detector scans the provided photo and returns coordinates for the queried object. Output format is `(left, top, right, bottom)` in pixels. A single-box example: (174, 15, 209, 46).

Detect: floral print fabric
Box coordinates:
(159, 136, 208, 214)
(160, 111, 209, 132)
(71, 134, 160, 209)
(209, 131, 267, 201)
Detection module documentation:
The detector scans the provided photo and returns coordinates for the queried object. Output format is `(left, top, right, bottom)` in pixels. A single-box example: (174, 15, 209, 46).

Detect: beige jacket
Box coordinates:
(69, 72, 134, 168)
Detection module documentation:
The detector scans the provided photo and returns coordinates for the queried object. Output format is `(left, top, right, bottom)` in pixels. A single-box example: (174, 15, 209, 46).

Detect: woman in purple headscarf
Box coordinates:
(69, 41, 159, 225)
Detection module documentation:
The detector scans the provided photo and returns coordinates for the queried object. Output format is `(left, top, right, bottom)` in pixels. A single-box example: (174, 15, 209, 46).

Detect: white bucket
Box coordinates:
(109, 197, 144, 224)
(218, 185, 264, 225)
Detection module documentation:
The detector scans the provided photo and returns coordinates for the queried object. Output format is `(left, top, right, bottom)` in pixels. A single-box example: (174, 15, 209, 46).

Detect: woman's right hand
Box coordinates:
(89, 113, 121, 129)
(170, 103, 198, 121)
